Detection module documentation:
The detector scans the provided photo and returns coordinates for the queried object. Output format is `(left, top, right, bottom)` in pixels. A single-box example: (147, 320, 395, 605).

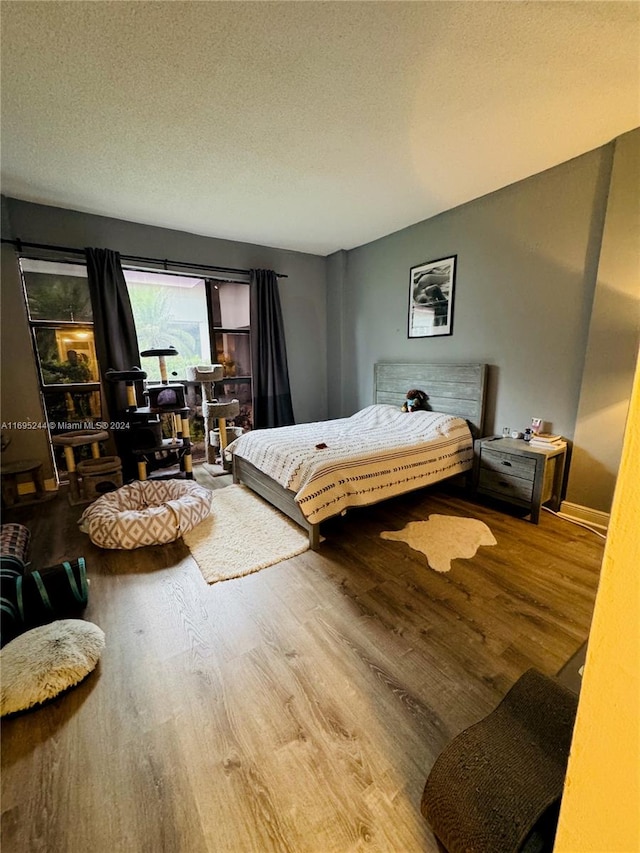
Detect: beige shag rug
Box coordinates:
(183, 484, 310, 584)
(1, 619, 105, 716)
(380, 514, 496, 572)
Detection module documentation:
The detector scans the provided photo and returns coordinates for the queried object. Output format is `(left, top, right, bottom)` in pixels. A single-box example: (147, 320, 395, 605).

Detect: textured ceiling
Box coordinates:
(1, 1, 639, 256)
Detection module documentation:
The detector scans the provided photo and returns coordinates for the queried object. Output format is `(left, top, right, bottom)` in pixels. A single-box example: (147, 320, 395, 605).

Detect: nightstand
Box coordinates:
(474, 437, 567, 523)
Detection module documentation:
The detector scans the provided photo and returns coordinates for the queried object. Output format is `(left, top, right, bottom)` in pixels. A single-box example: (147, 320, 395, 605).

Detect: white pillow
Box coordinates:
(1, 619, 105, 716)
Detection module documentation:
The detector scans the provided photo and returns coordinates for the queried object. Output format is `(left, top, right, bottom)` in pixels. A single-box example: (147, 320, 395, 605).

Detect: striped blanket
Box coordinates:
(228, 405, 473, 524)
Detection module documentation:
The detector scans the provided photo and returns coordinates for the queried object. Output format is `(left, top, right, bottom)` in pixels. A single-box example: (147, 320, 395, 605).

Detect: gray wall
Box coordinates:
(326, 249, 348, 418)
(1, 199, 327, 481)
(1, 235, 53, 477)
(327, 137, 639, 513)
(567, 129, 640, 510)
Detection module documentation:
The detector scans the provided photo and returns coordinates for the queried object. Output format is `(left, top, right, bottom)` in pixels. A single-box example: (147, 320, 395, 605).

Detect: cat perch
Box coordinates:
(186, 366, 240, 465)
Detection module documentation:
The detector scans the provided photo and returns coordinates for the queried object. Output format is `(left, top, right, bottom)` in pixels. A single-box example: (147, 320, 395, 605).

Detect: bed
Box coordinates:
(230, 363, 487, 549)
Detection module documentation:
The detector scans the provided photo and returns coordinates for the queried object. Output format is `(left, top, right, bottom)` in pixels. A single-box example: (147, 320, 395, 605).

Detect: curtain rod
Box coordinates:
(0, 238, 288, 278)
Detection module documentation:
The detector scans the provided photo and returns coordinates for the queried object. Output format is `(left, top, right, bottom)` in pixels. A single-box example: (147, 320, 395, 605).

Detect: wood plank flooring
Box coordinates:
(1, 471, 603, 852)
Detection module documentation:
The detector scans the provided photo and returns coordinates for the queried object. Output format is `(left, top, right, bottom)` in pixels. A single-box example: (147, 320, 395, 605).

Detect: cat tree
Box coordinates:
(106, 347, 194, 481)
(186, 365, 240, 466)
(51, 429, 114, 505)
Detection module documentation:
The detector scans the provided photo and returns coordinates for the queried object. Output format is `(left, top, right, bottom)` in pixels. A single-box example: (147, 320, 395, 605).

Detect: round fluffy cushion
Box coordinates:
(1, 619, 105, 716)
(78, 480, 211, 549)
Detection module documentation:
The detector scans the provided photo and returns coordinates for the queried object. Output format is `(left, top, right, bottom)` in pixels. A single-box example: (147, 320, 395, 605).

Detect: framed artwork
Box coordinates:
(408, 255, 456, 338)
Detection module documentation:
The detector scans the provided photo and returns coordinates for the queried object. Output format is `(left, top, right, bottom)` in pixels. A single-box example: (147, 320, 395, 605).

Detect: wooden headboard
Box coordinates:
(374, 362, 487, 438)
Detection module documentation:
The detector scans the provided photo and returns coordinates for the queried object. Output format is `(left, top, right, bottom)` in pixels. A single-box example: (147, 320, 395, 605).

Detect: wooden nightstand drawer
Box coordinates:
(480, 448, 536, 481)
(474, 437, 568, 523)
(478, 469, 534, 503)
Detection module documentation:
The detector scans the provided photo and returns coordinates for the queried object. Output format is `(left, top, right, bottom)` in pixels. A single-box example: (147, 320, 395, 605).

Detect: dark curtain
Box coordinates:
(249, 269, 295, 428)
(85, 247, 141, 419)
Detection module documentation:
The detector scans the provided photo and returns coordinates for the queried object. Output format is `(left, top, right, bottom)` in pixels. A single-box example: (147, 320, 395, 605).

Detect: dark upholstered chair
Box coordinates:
(421, 669, 578, 853)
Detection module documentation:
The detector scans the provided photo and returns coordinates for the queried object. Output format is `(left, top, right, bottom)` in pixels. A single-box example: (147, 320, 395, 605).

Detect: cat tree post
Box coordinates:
(51, 429, 110, 504)
(186, 366, 240, 465)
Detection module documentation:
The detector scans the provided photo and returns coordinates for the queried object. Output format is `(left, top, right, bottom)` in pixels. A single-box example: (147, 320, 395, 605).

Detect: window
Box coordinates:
(19, 258, 254, 477)
(208, 281, 253, 431)
(124, 270, 211, 459)
(19, 258, 103, 478)
(124, 270, 210, 382)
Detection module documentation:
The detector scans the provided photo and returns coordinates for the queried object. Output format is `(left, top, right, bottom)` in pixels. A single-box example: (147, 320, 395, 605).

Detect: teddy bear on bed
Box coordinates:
(402, 389, 429, 412)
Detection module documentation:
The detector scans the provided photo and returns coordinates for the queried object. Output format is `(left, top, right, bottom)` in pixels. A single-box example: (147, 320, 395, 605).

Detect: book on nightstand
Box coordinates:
(530, 432, 562, 443)
(529, 437, 566, 450)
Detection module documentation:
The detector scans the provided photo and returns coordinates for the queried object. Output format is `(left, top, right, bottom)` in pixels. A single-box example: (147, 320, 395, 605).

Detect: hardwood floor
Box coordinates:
(1, 471, 603, 852)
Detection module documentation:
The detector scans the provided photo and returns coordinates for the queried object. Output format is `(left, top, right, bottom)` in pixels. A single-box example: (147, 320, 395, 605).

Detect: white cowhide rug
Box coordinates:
(380, 514, 496, 572)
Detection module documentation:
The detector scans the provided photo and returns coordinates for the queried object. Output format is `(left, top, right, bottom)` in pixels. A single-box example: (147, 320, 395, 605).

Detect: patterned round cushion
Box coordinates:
(78, 480, 212, 549)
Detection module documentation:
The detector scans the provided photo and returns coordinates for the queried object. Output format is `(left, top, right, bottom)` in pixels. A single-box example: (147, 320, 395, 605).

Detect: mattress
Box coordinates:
(228, 404, 473, 524)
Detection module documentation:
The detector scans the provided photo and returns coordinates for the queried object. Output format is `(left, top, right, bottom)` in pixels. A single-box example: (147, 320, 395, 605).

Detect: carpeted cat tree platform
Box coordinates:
(421, 668, 578, 853)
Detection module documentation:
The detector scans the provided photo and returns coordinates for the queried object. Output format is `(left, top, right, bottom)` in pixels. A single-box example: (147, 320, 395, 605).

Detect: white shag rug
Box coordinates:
(1, 619, 105, 716)
(183, 484, 310, 584)
(380, 514, 497, 572)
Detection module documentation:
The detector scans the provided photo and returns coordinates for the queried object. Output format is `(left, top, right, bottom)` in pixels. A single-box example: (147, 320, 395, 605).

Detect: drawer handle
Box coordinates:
(498, 480, 511, 488)
(500, 460, 512, 467)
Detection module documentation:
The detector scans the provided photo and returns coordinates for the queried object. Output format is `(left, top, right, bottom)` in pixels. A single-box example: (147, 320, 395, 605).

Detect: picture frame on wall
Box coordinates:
(408, 255, 456, 338)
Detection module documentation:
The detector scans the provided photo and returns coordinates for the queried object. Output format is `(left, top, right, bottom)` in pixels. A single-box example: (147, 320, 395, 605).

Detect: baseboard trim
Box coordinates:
(558, 501, 610, 531)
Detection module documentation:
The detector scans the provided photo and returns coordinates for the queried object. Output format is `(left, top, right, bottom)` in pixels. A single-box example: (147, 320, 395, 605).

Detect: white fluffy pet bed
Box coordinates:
(78, 480, 211, 549)
(1, 619, 105, 716)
